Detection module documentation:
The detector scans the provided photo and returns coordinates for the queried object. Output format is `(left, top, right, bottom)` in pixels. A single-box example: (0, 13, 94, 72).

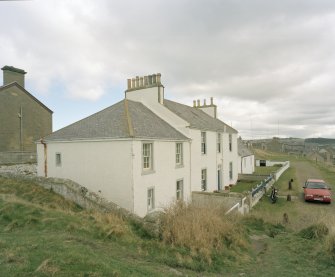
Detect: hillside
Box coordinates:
(1, 159, 335, 276)
(0, 174, 251, 276)
(305, 137, 335, 145)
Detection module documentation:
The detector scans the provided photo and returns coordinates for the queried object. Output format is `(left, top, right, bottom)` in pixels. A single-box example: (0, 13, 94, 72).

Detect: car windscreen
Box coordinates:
(306, 182, 327, 189)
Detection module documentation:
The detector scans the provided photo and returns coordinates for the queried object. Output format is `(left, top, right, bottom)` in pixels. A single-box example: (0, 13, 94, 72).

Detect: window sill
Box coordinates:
(175, 164, 184, 169)
(142, 169, 155, 176)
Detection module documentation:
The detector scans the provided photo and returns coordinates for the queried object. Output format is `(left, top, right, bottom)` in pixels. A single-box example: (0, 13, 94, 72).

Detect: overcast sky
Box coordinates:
(1, 0, 335, 139)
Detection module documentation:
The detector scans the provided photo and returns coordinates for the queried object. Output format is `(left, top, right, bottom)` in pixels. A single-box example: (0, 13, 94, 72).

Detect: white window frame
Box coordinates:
(55, 153, 62, 167)
(176, 143, 183, 166)
(229, 162, 233, 180)
(201, 132, 206, 154)
(217, 164, 222, 190)
(176, 179, 184, 201)
(142, 143, 153, 171)
(147, 187, 155, 211)
(201, 168, 207, 191)
(217, 133, 221, 153)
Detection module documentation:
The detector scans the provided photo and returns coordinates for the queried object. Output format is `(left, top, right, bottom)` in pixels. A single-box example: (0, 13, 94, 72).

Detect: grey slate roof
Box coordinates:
(238, 140, 253, 157)
(44, 100, 188, 142)
(164, 99, 237, 133)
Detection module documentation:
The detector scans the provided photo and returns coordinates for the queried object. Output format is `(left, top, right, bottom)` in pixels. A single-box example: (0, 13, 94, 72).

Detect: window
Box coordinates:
(176, 179, 184, 200)
(217, 165, 222, 191)
(201, 132, 206, 154)
(229, 162, 233, 180)
(147, 188, 155, 211)
(201, 169, 207, 191)
(176, 143, 183, 165)
(217, 133, 221, 153)
(142, 143, 153, 170)
(229, 134, 232, 151)
(55, 153, 62, 167)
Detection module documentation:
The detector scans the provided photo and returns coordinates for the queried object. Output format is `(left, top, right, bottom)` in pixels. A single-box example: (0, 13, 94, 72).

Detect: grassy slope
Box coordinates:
(0, 176, 192, 277)
(1, 155, 335, 276)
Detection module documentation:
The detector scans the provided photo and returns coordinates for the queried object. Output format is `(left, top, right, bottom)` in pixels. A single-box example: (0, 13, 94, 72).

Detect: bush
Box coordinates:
(326, 234, 335, 258)
(160, 202, 247, 265)
(298, 223, 329, 240)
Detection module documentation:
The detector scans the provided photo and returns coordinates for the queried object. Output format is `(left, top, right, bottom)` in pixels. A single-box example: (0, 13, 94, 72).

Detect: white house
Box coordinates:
(37, 73, 238, 217)
(237, 139, 255, 174)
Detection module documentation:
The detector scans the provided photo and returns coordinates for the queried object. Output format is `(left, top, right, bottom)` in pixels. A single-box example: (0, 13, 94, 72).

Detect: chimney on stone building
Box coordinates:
(1, 66, 27, 88)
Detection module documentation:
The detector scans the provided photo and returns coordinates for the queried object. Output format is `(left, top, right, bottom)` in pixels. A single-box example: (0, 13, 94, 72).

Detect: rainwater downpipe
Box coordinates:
(40, 139, 48, 177)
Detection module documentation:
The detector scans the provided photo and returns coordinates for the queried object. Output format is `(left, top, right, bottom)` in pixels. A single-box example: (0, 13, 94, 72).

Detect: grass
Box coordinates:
(230, 180, 260, 193)
(0, 175, 252, 276)
(2, 156, 335, 276)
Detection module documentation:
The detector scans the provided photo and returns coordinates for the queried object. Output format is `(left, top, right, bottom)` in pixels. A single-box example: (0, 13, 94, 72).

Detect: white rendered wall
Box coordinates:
(238, 155, 255, 174)
(37, 140, 134, 212)
(221, 133, 239, 186)
(132, 140, 191, 217)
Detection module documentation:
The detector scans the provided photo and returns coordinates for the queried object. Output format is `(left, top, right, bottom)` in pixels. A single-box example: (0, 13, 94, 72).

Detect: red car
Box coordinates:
(303, 179, 331, 203)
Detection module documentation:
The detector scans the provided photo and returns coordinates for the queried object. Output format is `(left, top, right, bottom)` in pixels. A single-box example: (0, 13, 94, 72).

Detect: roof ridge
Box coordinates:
(0, 82, 53, 113)
(124, 99, 134, 137)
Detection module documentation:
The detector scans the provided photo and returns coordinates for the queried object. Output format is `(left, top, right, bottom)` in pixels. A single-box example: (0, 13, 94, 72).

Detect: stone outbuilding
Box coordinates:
(0, 66, 53, 163)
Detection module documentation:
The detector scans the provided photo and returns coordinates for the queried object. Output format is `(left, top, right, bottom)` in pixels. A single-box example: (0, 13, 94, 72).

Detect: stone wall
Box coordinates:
(0, 151, 36, 165)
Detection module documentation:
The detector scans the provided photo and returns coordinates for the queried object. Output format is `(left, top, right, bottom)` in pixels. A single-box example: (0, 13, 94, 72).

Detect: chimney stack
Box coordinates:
(1, 66, 26, 88)
(126, 73, 163, 91)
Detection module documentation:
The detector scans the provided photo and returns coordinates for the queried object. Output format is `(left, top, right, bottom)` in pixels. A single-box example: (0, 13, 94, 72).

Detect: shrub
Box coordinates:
(90, 212, 129, 238)
(160, 201, 247, 264)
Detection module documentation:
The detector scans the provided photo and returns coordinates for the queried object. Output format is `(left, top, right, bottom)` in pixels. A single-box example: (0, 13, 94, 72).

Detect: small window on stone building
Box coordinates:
(56, 153, 62, 167)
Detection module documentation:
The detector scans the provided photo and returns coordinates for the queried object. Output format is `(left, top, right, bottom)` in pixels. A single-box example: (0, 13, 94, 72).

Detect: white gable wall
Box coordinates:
(238, 155, 255, 174)
(37, 140, 134, 212)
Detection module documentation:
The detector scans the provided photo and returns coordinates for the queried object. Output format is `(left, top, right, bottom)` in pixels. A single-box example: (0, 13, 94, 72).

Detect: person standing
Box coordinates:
(288, 178, 293, 190)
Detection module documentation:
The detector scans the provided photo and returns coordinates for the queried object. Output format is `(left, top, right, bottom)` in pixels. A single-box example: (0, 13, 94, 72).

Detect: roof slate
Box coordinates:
(163, 99, 237, 133)
(238, 140, 253, 157)
(43, 100, 188, 142)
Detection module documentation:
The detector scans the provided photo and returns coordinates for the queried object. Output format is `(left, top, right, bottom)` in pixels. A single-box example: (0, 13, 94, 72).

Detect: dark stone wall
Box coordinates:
(0, 85, 52, 152)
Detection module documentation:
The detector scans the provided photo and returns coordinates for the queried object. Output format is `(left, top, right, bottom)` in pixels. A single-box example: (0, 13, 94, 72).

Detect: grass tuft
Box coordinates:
(298, 222, 329, 240)
(160, 201, 248, 265)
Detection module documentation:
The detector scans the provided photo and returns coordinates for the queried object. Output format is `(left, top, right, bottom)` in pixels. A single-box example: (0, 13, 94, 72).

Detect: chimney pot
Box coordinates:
(132, 78, 135, 88)
(193, 100, 196, 107)
(144, 76, 148, 86)
(157, 73, 161, 84)
(136, 76, 139, 87)
(127, 79, 131, 89)
(204, 99, 206, 106)
(197, 99, 200, 107)
(148, 75, 152, 84)
(140, 77, 144, 87)
(152, 74, 157, 84)
(210, 97, 213, 105)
